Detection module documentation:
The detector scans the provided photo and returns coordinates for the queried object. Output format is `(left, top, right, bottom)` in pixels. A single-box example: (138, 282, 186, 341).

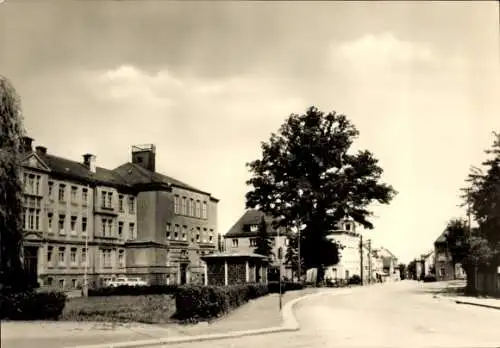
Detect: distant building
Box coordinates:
(20, 137, 219, 290)
(224, 210, 292, 279)
(434, 230, 466, 281)
(325, 219, 364, 281)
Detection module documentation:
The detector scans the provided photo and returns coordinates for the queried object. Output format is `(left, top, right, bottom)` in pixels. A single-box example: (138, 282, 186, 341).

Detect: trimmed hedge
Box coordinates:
(0, 291, 67, 320)
(348, 275, 362, 285)
(268, 281, 305, 293)
(88, 285, 179, 296)
(174, 283, 269, 322)
(423, 275, 437, 283)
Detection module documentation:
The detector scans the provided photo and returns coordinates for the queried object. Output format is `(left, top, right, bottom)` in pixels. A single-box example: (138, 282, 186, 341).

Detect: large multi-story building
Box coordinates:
(20, 137, 218, 290)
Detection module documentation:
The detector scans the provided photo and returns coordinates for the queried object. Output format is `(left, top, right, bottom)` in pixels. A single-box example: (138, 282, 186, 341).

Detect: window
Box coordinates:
(209, 234, 213, 243)
(181, 197, 187, 215)
(48, 181, 54, 198)
(166, 223, 171, 239)
(71, 186, 78, 202)
(118, 221, 123, 237)
(129, 223, 136, 240)
(25, 208, 40, 231)
(59, 279, 65, 288)
(70, 248, 77, 265)
(82, 188, 88, 204)
(107, 192, 112, 208)
(102, 249, 112, 268)
(174, 224, 180, 240)
(108, 219, 113, 236)
(174, 195, 180, 214)
(203, 228, 208, 242)
(118, 195, 124, 212)
(71, 279, 77, 288)
(182, 225, 187, 240)
(58, 214, 65, 234)
(250, 238, 257, 247)
(70, 216, 77, 233)
(345, 223, 352, 231)
(195, 200, 201, 218)
(81, 248, 87, 265)
(82, 217, 87, 234)
(250, 224, 259, 232)
(128, 197, 135, 214)
(101, 191, 106, 208)
(58, 184, 65, 201)
(47, 277, 53, 286)
(58, 247, 65, 265)
(47, 246, 53, 264)
(48, 213, 53, 231)
(189, 199, 194, 216)
(202, 201, 207, 219)
(101, 218, 107, 236)
(35, 175, 40, 195)
(232, 239, 238, 247)
(118, 250, 125, 268)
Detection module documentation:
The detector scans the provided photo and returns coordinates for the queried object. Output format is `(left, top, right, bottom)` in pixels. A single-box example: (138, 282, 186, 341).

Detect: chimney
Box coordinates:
(131, 144, 156, 172)
(82, 153, 96, 173)
(35, 146, 47, 156)
(21, 136, 34, 153)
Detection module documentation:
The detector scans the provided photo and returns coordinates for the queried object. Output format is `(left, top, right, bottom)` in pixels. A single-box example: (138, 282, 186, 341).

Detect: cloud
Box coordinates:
(334, 32, 435, 68)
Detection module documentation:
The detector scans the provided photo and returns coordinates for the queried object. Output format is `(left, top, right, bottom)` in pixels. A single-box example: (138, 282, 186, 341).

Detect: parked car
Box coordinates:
(106, 277, 148, 287)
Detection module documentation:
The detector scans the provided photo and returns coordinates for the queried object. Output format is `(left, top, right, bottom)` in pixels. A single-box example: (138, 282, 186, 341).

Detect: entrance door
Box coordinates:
(180, 263, 188, 285)
(23, 246, 39, 287)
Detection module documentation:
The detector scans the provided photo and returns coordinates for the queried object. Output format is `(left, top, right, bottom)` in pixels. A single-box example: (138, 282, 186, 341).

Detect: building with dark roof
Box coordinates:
(20, 137, 219, 290)
(434, 230, 466, 281)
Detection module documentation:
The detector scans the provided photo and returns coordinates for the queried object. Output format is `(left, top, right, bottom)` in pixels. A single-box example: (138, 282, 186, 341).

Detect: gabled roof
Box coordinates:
(113, 162, 211, 195)
(32, 152, 131, 189)
(434, 230, 448, 244)
(225, 209, 281, 238)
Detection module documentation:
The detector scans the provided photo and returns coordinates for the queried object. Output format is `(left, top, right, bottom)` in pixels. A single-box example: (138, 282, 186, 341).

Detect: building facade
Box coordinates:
(20, 138, 218, 290)
(224, 210, 292, 279)
(434, 231, 466, 281)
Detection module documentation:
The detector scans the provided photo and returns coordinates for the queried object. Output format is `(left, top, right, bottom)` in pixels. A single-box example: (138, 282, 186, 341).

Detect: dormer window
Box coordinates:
(345, 222, 352, 231)
(250, 224, 259, 232)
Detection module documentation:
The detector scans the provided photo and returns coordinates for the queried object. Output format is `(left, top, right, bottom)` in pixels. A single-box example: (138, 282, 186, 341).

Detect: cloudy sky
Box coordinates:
(1, 1, 499, 263)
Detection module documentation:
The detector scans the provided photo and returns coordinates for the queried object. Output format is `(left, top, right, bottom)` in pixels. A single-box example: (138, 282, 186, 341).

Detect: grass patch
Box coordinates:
(60, 294, 176, 324)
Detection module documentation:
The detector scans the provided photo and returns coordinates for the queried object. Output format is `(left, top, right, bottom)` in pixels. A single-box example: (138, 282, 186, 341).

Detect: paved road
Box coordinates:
(164, 281, 500, 348)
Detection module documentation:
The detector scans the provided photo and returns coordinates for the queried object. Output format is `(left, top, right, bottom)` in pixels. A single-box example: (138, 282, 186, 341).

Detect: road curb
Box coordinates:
(435, 295, 500, 311)
(65, 288, 351, 348)
(454, 300, 500, 311)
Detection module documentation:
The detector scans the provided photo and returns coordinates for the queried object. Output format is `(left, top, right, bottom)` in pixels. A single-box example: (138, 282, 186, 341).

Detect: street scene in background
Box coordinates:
(1, 1, 499, 348)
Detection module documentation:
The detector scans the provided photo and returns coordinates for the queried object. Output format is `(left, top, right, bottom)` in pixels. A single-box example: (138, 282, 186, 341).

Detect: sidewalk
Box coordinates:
(1, 287, 326, 348)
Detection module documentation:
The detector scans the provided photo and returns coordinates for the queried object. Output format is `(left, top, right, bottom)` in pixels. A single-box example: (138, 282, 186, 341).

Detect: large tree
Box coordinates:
(462, 132, 500, 267)
(0, 76, 28, 292)
(245, 107, 397, 282)
(254, 216, 274, 258)
(284, 230, 306, 281)
(443, 218, 471, 269)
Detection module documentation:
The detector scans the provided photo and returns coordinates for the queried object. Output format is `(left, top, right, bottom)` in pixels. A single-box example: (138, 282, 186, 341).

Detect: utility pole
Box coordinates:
(367, 239, 372, 284)
(277, 226, 282, 310)
(360, 234, 364, 286)
(297, 223, 301, 283)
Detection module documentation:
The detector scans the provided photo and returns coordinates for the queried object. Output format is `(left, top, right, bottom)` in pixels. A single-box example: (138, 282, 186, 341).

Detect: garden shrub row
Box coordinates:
(88, 284, 180, 297)
(174, 283, 269, 322)
(0, 291, 67, 320)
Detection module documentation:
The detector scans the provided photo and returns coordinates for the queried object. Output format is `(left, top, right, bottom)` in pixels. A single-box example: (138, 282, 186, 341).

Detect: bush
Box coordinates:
(174, 283, 269, 322)
(88, 285, 179, 297)
(348, 275, 362, 285)
(0, 291, 67, 320)
(423, 275, 437, 283)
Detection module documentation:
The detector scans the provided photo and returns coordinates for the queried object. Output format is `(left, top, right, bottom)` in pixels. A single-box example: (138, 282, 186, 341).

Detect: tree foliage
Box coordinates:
(254, 216, 274, 258)
(443, 218, 471, 267)
(284, 231, 305, 280)
(398, 263, 406, 280)
(0, 75, 28, 292)
(460, 132, 500, 268)
(245, 107, 397, 281)
(407, 260, 417, 280)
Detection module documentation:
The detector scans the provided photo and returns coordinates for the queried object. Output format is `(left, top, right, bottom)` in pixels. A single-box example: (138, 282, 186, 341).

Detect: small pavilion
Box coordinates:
(201, 252, 269, 286)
